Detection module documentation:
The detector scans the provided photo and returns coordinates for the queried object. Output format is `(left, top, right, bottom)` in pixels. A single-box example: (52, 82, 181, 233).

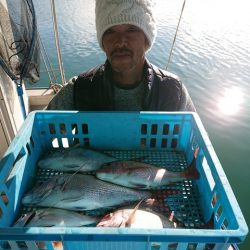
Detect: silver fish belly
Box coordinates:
(14, 208, 98, 227)
(21, 174, 151, 211)
(96, 159, 199, 189)
(37, 147, 117, 172)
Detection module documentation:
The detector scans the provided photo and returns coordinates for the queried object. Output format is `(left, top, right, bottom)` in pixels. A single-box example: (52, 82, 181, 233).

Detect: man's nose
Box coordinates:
(114, 33, 128, 47)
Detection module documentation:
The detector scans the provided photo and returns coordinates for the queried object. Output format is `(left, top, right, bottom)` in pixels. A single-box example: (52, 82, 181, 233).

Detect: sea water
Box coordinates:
(31, 0, 250, 248)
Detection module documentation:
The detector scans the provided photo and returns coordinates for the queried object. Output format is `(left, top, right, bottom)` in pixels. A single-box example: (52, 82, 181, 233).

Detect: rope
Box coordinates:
(37, 30, 61, 91)
(166, 0, 186, 70)
(38, 33, 54, 85)
(50, 0, 66, 86)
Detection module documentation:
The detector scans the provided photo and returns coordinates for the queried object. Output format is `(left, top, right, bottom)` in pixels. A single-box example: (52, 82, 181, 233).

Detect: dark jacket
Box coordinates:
(47, 59, 195, 111)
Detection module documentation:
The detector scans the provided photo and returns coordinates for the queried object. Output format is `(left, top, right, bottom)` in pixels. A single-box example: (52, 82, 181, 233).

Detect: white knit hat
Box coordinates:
(95, 0, 157, 51)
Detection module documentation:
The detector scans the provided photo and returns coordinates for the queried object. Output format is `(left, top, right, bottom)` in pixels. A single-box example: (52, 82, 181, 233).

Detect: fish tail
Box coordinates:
(184, 156, 200, 180)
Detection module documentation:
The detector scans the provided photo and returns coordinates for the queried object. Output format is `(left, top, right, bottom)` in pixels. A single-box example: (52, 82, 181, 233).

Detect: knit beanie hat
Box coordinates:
(95, 0, 157, 51)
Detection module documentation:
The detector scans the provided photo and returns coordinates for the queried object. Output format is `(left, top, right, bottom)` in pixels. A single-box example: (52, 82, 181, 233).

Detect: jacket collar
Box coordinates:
(101, 58, 157, 110)
(103, 58, 155, 89)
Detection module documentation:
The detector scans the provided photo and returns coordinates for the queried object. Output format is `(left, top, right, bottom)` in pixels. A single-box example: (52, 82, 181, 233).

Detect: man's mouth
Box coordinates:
(111, 48, 132, 58)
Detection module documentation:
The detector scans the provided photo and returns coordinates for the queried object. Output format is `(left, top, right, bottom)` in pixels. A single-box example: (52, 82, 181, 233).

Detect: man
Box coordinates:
(47, 0, 195, 112)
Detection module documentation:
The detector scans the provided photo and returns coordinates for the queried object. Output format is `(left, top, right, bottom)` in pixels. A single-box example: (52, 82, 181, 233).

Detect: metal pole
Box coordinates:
(50, 0, 66, 86)
(16, 82, 27, 119)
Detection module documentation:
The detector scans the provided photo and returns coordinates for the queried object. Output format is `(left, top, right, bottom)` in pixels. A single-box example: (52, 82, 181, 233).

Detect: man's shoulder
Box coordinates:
(148, 63, 182, 91)
(150, 63, 181, 83)
(147, 62, 196, 111)
(73, 64, 106, 95)
(77, 64, 105, 80)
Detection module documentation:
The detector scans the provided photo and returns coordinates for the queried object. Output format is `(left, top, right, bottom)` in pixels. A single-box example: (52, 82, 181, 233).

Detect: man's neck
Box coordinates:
(112, 72, 142, 88)
(112, 59, 146, 87)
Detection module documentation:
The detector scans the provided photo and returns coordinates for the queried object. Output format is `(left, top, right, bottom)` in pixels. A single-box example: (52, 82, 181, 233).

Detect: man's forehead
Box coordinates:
(107, 24, 142, 30)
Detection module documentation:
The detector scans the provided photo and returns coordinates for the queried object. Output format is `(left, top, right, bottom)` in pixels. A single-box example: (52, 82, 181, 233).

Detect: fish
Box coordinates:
(21, 174, 151, 211)
(37, 146, 117, 173)
(97, 209, 164, 228)
(95, 157, 200, 189)
(96, 198, 213, 230)
(96, 203, 178, 229)
(14, 208, 98, 227)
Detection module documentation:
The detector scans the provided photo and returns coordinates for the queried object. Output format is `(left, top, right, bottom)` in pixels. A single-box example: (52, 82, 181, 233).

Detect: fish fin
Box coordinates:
(129, 181, 148, 189)
(64, 143, 81, 151)
(59, 196, 81, 202)
(127, 164, 151, 172)
(60, 172, 78, 191)
(14, 211, 36, 227)
(39, 188, 53, 201)
(72, 206, 87, 211)
(62, 143, 81, 157)
(118, 220, 126, 227)
(24, 211, 36, 227)
(86, 147, 117, 159)
(63, 164, 81, 169)
(125, 199, 145, 227)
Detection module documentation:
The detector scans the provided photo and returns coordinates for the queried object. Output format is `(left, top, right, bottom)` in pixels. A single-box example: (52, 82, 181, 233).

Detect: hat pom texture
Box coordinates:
(95, 0, 156, 51)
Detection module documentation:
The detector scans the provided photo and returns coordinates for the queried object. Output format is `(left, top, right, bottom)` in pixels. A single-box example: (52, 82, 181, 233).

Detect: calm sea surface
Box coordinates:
(32, 0, 250, 248)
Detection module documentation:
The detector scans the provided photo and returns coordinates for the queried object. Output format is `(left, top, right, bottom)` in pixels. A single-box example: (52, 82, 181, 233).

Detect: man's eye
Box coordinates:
(127, 26, 140, 32)
(128, 27, 137, 32)
(104, 29, 114, 35)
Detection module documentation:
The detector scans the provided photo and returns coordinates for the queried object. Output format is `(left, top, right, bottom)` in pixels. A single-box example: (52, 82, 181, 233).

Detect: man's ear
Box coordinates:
(102, 40, 107, 52)
(145, 36, 150, 51)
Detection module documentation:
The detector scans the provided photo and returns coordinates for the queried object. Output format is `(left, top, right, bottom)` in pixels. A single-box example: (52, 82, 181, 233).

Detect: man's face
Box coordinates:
(102, 24, 149, 74)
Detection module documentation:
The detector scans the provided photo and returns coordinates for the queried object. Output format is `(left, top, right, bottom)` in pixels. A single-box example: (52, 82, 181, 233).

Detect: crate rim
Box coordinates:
(0, 111, 248, 244)
(0, 226, 247, 243)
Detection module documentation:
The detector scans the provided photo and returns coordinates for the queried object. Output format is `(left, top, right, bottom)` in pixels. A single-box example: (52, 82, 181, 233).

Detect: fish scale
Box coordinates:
(22, 174, 151, 211)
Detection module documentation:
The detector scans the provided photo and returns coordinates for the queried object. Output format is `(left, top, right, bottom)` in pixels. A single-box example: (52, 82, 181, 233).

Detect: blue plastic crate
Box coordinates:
(0, 111, 248, 250)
